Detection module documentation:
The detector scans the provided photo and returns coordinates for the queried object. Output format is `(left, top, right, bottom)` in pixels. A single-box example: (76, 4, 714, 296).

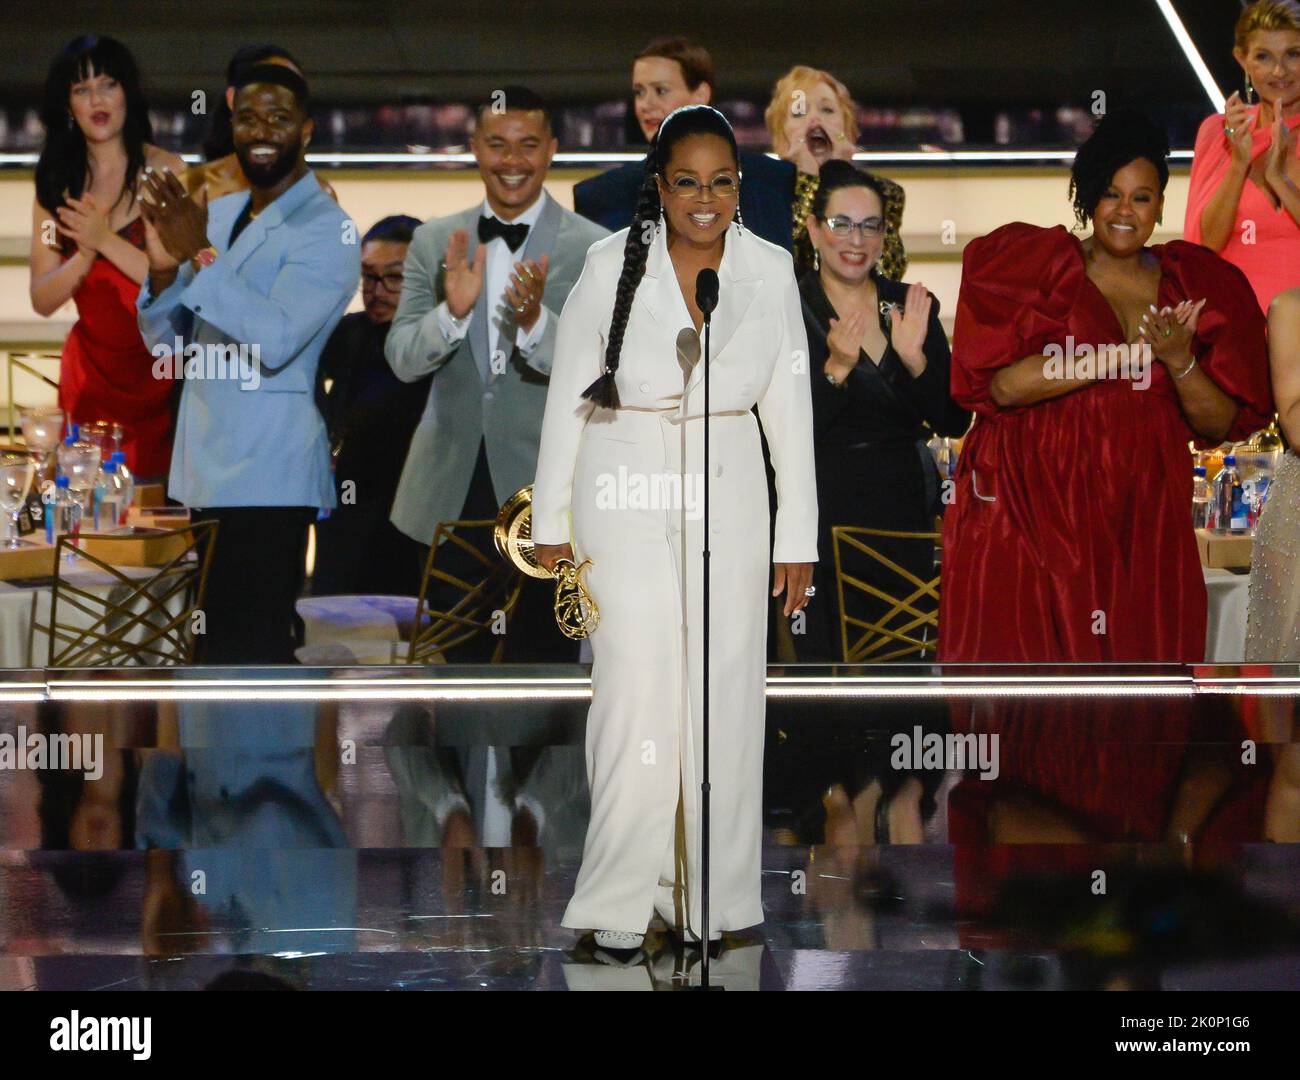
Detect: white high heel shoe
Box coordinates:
(593, 930, 645, 950)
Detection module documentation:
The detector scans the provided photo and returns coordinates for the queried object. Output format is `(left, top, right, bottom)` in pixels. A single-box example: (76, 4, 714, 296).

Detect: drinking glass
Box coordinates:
(0, 452, 36, 549)
(19, 406, 63, 484)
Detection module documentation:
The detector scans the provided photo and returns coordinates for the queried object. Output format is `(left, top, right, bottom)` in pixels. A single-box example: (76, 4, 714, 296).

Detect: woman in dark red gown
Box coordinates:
(939, 111, 1272, 664)
(29, 36, 183, 480)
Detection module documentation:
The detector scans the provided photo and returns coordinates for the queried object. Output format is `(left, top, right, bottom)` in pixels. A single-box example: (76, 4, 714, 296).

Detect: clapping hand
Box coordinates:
(1139, 299, 1206, 370)
(442, 229, 486, 319)
(1224, 91, 1256, 168)
(888, 282, 932, 370)
(138, 167, 208, 264)
(505, 254, 549, 332)
(1265, 109, 1297, 189)
(55, 193, 109, 256)
(826, 309, 866, 382)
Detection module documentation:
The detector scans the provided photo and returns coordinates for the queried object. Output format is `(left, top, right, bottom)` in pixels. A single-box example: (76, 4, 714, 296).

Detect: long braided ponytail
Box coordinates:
(580, 104, 739, 410)
(579, 160, 661, 408)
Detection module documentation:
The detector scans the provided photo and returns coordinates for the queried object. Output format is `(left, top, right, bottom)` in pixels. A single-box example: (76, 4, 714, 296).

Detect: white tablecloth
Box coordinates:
(0, 560, 181, 667)
(1204, 566, 1250, 663)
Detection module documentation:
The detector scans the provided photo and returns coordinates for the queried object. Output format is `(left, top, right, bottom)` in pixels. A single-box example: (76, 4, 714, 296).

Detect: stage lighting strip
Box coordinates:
(0, 149, 1197, 169)
(2, 670, 1290, 703)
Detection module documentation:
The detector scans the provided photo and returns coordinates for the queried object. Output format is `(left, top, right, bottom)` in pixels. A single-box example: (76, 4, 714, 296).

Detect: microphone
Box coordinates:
(675, 326, 701, 383)
(695, 268, 719, 319)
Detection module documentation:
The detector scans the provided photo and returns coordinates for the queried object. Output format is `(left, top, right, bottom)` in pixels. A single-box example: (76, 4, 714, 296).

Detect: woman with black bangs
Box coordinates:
(29, 35, 185, 480)
(939, 110, 1272, 664)
(532, 105, 817, 953)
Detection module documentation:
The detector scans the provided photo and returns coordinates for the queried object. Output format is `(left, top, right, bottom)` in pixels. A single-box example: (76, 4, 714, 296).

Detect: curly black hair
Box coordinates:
(1068, 108, 1170, 229)
(580, 104, 739, 408)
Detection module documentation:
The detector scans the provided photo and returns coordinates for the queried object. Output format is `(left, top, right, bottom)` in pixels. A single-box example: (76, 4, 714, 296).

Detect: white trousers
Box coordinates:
(560, 406, 769, 935)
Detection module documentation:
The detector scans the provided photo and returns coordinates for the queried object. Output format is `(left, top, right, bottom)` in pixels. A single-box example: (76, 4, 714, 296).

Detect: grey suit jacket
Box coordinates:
(386, 192, 609, 545)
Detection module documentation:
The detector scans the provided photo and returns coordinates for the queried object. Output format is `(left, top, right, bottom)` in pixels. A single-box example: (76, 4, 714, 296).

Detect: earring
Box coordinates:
(735, 205, 745, 234)
(656, 205, 664, 236)
(1246, 73, 1255, 105)
(813, 247, 820, 270)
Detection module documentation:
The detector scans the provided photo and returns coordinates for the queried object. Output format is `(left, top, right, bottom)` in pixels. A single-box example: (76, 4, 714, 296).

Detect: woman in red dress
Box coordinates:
(939, 111, 1273, 664)
(29, 36, 185, 480)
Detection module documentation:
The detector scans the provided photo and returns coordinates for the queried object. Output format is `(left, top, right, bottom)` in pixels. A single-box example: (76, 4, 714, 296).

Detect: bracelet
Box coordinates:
(1171, 354, 1198, 380)
(825, 371, 848, 390)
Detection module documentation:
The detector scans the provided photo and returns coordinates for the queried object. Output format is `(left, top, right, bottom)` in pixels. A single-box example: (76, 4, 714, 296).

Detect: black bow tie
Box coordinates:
(478, 215, 529, 252)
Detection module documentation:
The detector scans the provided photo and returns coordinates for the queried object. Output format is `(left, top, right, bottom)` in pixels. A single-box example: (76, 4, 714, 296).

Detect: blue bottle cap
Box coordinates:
(1193, 466, 1206, 476)
(110, 451, 126, 465)
(103, 459, 117, 473)
(1223, 454, 1236, 466)
(55, 475, 69, 487)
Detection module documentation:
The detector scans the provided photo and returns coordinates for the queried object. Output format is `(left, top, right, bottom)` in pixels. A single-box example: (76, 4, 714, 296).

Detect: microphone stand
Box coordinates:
(693, 270, 720, 991)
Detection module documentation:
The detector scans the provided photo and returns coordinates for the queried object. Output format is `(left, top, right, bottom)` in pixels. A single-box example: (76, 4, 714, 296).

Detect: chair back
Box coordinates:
(406, 518, 524, 664)
(831, 524, 940, 662)
(31, 520, 217, 667)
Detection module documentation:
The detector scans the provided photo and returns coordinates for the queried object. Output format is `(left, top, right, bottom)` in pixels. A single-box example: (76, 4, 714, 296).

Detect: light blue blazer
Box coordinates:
(136, 170, 359, 509)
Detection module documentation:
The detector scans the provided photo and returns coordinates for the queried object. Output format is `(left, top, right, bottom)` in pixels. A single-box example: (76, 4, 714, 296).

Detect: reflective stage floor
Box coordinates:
(1, 665, 1297, 991)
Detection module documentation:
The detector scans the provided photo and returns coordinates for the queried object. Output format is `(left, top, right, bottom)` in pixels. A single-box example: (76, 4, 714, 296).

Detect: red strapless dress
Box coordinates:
(59, 218, 175, 479)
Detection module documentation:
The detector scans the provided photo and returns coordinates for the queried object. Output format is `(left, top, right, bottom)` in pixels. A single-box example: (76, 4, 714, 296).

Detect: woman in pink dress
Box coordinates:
(1184, 1, 1300, 313)
(29, 35, 185, 480)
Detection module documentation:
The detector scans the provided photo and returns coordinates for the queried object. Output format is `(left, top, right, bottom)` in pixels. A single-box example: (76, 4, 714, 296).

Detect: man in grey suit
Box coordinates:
(387, 87, 608, 661)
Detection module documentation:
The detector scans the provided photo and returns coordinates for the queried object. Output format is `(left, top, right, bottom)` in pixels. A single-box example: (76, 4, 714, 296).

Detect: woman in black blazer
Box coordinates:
(796, 160, 970, 661)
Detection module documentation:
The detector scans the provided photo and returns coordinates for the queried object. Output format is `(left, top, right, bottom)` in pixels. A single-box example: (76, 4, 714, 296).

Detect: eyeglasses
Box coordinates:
(667, 174, 740, 199)
(362, 271, 405, 292)
(823, 215, 885, 238)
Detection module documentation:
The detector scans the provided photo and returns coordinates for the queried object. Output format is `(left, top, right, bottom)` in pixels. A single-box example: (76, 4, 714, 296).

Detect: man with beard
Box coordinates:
(312, 214, 430, 596)
(136, 63, 359, 664)
(387, 86, 607, 661)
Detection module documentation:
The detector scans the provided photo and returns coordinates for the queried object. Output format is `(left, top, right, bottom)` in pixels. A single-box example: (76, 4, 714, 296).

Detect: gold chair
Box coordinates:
(831, 525, 941, 663)
(28, 521, 217, 667)
(404, 518, 525, 664)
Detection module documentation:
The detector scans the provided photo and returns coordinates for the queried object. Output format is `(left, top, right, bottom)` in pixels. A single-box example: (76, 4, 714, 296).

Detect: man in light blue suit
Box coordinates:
(137, 63, 358, 664)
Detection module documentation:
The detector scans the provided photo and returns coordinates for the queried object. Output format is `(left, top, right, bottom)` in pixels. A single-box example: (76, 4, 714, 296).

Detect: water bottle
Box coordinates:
(97, 458, 130, 531)
(1211, 454, 1248, 533)
(108, 452, 134, 524)
(1192, 465, 1210, 529)
(91, 463, 107, 530)
(46, 475, 81, 552)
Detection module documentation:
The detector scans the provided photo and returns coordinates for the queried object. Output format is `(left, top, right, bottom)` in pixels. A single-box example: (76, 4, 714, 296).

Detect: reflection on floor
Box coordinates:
(1, 676, 1297, 990)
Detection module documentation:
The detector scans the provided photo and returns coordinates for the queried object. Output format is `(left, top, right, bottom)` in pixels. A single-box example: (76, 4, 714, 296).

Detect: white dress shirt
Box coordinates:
(434, 194, 549, 367)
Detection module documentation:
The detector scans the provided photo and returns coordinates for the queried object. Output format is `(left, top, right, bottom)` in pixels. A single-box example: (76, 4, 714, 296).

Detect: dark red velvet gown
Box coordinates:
(938, 226, 1274, 948)
(59, 218, 175, 480)
(939, 223, 1272, 664)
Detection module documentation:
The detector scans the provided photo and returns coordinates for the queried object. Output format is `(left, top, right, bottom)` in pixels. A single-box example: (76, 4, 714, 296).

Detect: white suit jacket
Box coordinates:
(532, 221, 818, 563)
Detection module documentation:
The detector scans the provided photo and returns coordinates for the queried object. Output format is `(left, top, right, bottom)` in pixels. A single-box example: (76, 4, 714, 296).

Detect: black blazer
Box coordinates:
(800, 271, 970, 450)
(573, 151, 796, 252)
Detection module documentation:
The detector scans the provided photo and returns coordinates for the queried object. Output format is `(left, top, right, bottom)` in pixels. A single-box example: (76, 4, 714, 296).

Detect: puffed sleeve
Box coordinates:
(530, 241, 611, 546)
(1161, 239, 1273, 443)
(757, 254, 819, 563)
(950, 223, 1079, 417)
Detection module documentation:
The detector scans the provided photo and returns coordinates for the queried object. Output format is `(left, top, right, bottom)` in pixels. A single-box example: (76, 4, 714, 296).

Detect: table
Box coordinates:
(1204, 566, 1250, 663)
(0, 559, 186, 667)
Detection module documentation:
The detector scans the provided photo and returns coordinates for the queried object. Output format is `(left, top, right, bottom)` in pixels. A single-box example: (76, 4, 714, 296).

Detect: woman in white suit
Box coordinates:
(531, 105, 818, 953)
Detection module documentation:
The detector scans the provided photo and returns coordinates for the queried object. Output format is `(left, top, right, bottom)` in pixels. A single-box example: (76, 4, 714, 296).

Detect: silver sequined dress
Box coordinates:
(1246, 451, 1300, 661)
